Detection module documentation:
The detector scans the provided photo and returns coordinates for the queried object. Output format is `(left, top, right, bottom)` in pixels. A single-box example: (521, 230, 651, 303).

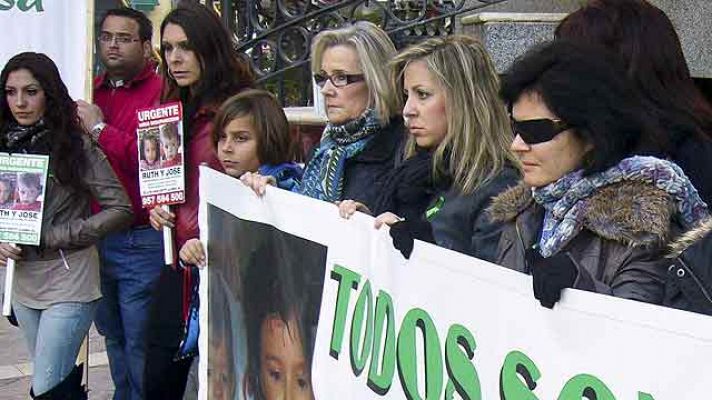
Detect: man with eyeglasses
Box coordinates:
(76, 7, 163, 400)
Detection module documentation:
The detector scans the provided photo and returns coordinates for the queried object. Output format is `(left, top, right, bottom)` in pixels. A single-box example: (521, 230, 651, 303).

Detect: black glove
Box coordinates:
(525, 248, 578, 309)
(389, 219, 435, 259)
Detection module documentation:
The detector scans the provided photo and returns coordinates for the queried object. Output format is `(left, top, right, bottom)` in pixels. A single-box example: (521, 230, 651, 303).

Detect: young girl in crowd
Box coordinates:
(145, 1, 255, 397)
(339, 35, 519, 261)
(139, 131, 160, 170)
(178, 89, 301, 267)
(0, 52, 132, 399)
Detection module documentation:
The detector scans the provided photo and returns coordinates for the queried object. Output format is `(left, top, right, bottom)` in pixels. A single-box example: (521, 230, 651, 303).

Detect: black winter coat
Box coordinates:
(316, 117, 405, 206)
(429, 166, 519, 262)
(665, 217, 712, 315)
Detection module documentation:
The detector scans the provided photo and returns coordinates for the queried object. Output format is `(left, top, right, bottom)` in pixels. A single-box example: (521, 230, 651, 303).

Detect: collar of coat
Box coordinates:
(487, 180, 674, 248)
(668, 216, 712, 257)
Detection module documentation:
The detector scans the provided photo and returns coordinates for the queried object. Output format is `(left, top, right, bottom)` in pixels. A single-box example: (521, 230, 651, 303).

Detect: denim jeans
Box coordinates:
(13, 300, 98, 395)
(95, 227, 164, 400)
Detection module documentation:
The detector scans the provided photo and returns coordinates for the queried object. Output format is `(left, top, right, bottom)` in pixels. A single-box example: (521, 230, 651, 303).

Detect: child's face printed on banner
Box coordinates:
(162, 23, 202, 89)
(17, 180, 40, 204)
(162, 135, 179, 161)
(209, 338, 236, 400)
(217, 116, 261, 178)
(5, 69, 46, 127)
(402, 60, 448, 150)
(260, 315, 313, 400)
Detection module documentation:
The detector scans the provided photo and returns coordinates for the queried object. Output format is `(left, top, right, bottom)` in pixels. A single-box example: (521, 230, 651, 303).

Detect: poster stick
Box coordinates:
(162, 205, 174, 266)
(2, 256, 15, 316)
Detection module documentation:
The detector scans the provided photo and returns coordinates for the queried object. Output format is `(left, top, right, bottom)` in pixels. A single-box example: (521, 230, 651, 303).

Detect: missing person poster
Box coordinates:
(0, 153, 49, 245)
(198, 166, 712, 400)
(137, 102, 186, 208)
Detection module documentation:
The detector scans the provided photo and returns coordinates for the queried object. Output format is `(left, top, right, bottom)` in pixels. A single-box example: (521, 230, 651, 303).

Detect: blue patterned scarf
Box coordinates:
(297, 108, 380, 202)
(532, 156, 709, 257)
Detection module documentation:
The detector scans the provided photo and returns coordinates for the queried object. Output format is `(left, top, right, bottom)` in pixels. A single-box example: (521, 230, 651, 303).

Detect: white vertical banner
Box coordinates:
(0, 0, 94, 100)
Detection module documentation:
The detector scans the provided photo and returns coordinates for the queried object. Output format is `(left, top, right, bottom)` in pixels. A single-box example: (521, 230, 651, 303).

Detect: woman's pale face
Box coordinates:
(402, 60, 448, 150)
(217, 116, 261, 178)
(511, 91, 591, 187)
(162, 23, 202, 89)
(319, 45, 369, 125)
(260, 315, 313, 400)
(5, 69, 46, 126)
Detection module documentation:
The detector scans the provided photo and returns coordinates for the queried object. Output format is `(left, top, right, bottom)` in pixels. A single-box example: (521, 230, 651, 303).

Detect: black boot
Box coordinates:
(30, 364, 87, 400)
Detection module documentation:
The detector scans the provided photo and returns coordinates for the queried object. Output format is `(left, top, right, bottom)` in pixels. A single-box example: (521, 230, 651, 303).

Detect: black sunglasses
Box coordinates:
(511, 118, 570, 144)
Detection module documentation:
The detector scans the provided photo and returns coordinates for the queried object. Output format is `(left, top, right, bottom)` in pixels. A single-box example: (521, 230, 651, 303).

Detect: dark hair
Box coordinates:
(100, 7, 153, 42)
(241, 230, 323, 399)
(501, 40, 651, 175)
(556, 0, 712, 151)
(212, 89, 296, 166)
(140, 130, 160, 161)
(0, 52, 87, 192)
(159, 1, 255, 110)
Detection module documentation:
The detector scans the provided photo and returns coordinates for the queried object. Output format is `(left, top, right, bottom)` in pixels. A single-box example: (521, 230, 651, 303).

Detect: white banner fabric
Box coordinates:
(198, 166, 712, 400)
(0, 1, 93, 99)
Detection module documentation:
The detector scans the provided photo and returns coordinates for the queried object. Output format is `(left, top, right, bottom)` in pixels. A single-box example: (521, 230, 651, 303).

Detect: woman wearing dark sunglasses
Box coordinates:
(489, 41, 709, 309)
(242, 21, 404, 208)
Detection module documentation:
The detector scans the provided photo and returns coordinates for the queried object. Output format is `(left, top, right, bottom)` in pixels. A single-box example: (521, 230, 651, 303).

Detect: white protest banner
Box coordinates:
(197, 166, 712, 400)
(137, 101, 186, 208)
(0, 0, 93, 100)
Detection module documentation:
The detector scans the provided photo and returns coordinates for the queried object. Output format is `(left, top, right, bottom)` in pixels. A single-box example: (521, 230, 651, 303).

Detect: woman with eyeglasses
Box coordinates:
(338, 35, 519, 261)
(489, 41, 709, 308)
(242, 21, 404, 207)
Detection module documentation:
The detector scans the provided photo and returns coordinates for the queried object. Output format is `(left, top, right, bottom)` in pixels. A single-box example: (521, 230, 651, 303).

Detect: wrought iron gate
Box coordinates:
(206, 0, 507, 106)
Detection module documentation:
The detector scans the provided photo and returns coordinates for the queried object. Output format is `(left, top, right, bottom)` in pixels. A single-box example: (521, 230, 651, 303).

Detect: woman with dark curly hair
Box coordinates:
(0, 52, 133, 399)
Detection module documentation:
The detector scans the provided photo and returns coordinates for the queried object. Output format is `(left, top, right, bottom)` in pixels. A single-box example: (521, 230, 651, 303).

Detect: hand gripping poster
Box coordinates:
(137, 102, 186, 208)
(197, 166, 712, 400)
(0, 153, 49, 245)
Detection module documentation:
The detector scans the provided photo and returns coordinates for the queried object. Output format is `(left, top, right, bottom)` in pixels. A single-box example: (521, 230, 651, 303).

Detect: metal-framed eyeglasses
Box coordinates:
(99, 32, 141, 45)
(313, 72, 365, 88)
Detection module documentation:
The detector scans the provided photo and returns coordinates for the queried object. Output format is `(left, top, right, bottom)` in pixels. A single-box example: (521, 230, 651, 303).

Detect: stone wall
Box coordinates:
(463, 0, 712, 78)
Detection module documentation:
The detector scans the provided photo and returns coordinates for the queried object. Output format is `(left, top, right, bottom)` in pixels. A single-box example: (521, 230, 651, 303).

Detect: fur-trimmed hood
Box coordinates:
(668, 217, 712, 257)
(488, 180, 674, 248)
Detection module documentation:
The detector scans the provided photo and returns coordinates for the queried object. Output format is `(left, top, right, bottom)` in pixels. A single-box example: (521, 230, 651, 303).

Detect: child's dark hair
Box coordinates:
(140, 131, 160, 161)
(212, 89, 297, 165)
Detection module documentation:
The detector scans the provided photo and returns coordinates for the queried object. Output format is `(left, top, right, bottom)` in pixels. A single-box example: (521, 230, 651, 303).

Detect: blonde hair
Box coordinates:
(311, 21, 401, 126)
(391, 35, 519, 194)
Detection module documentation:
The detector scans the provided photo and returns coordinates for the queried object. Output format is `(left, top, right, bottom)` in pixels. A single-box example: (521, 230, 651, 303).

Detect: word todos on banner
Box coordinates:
(329, 264, 656, 400)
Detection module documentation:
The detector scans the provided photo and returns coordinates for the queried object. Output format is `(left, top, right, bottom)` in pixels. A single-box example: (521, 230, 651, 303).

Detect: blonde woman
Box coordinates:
(242, 21, 404, 207)
(339, 35, 519, 260)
